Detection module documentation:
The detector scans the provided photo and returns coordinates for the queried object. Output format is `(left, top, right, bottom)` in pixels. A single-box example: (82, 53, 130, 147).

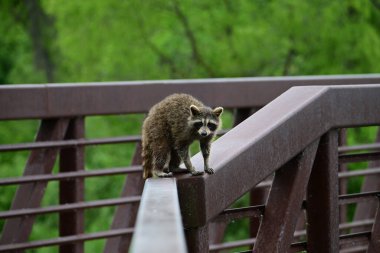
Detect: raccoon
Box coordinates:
(142, 93, 223, 179)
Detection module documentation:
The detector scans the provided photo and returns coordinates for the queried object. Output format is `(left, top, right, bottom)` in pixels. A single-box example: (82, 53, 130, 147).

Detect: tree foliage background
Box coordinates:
(2, 0, 380, 84)
(1, 0, 380, 252)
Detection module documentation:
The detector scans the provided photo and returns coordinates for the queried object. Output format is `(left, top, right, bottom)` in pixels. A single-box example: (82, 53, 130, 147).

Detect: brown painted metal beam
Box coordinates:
(185, 225, 208, 253)
(367, 196, 380, 253)
(0, 166, 142, 186)
(178, 85, 380, 228)
(0, 228, 134, 252)
(353, 128, 380, 233)
(0, 196, 141, 219)
(1, 79, 380, 253)
(306, 130, 339, 253)
(209, 231, 372, 252)
(59, 118, 85, 253)
(1, 75, 380, 120)
(178, 86, 331, 228)
(212, 205, 264, 223)
(254, 140, 319, 252)
(339, 128, 348, 225)
(0, 119, 69, 247)
(0, 135, 141, 152)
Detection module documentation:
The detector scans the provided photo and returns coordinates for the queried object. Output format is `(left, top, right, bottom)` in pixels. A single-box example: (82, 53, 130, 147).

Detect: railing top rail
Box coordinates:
(177, 84, 380, 227)
(1, 74, 380, 120)
(130, 178, 187, 253)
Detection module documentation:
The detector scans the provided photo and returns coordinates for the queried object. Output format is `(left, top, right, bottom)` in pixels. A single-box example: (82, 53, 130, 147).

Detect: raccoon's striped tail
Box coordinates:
(142, 145, 152, 179)
(142, 163, 151, 179)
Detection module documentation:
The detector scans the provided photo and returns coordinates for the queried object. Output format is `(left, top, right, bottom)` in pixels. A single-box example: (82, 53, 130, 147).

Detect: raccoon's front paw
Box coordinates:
(158, 172, 173, 178)
(205, 168, 214, 174)
(191, 170, 204, 176)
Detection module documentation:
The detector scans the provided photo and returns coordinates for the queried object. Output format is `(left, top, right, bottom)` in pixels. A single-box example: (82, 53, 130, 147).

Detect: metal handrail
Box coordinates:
(130, 178, 187, 253)
(1, 74, 380, 120)
(177, 85, 380, 228)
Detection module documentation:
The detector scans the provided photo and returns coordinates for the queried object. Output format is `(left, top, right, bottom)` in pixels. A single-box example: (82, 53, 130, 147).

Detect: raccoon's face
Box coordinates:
(189, 105, 223, 138)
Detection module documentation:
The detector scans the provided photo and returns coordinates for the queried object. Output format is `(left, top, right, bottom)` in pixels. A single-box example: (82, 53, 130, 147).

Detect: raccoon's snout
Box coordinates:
(200, 131, 208, 137)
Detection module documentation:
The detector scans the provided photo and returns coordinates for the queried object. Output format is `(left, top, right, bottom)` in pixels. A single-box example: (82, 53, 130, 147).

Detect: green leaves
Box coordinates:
(2, 0, 380, 84)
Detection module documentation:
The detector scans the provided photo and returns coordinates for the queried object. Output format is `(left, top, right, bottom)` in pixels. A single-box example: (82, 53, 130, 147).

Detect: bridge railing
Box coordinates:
(0, 74, 380, 252)
(130, 178, 187, 253)
(173, 84, 380, 252)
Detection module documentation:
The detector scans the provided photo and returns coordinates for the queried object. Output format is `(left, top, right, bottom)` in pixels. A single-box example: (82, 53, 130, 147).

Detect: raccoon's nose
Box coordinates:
(200, 131, 207, 137)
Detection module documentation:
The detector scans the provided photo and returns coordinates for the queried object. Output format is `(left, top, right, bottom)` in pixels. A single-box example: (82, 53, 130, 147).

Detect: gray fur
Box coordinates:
(142, 93, 223, 178)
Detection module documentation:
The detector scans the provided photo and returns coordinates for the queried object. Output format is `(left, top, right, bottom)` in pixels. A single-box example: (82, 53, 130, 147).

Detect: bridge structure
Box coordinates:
(1, 74, 380, 252)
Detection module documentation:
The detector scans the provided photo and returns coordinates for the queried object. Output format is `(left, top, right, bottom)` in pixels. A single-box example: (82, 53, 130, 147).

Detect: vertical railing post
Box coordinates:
(233, 108, 253, 126)
(249, 185, 269, 239)
(367, 194, 380, 253)
(306, 130, 339, 253)
(59, 117, 85, 253)
(178, 175, 208, 252)
(254, 140, 319, 252)
(185, 225, 209, 253)
(338, 128, 348, 224)
(353, 127, 380, 231)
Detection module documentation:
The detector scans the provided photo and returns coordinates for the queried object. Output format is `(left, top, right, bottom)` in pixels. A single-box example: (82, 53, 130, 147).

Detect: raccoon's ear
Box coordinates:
(213, 107, 223, 117)
(190, 105, 201, 116)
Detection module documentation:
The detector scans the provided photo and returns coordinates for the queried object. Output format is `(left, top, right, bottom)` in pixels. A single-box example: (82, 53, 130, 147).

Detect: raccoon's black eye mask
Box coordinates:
(207, 122, 217, 131)
(194, 122, 203, 129)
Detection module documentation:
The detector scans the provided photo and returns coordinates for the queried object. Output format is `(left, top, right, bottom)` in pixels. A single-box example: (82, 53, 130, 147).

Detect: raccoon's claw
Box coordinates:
(191, 170, 204, 176)
(158, 172, 173, 178)
(205, 168, 214, 174)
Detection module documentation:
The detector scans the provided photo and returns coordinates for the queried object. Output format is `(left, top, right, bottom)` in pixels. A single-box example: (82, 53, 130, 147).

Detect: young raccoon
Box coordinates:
(142, 93, 223, 179)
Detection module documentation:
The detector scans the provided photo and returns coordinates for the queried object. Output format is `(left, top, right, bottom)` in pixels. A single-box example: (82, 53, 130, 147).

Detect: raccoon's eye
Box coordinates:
(194, 122, 203, 129)
(207, 123, 217, 131)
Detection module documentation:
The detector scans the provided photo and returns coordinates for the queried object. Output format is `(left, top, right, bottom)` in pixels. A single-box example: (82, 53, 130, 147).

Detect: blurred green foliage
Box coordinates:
(1, 0, 380, 84)
(1, 0, 380, 252)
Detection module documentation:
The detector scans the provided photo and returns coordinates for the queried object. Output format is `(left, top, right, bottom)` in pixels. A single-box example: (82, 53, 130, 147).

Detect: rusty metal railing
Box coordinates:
(0, 75, 380, 253)
(175, 85, 380, 252)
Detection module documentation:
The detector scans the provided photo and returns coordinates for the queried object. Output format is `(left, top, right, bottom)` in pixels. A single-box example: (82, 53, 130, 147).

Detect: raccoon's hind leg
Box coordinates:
(152, 144, 172, 178)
